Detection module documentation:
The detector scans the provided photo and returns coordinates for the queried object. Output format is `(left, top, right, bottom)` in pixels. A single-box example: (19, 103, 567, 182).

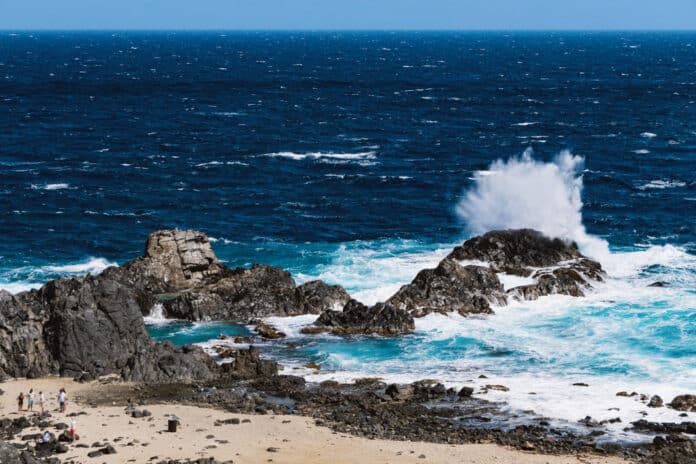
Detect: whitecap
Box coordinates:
(31, 183, 70, 190)
(640, 132, 657, 138)
(43, 257, 116, 274)
(262, 151, 376, 162)
(637, 180, 687, 190)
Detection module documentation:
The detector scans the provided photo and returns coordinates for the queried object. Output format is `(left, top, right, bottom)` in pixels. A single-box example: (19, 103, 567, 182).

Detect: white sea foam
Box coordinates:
(296, 240, 451, 306)
(143, 303, 171, 325)
(43, 257, 116, 274)
(496, 273, 536, 290)
(262, 151, 376, 162)
(31, 183, 70, 190)
(0, 281, 40, 294)
(637, 179, 687, 190)
(640, 132, 657, 138)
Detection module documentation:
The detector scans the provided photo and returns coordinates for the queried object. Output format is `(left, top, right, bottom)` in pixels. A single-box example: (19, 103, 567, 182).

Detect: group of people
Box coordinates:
(17, 388, 68, 414)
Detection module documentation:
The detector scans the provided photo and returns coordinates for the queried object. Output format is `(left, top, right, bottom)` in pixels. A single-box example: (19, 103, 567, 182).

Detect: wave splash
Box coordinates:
(456, 148, 689, 277)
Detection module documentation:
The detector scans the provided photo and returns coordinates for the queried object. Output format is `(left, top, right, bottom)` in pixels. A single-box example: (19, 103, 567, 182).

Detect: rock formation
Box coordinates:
(0, 229, 345, 381)
(306, 229, 604, 334)
(303, 299, 415, 336)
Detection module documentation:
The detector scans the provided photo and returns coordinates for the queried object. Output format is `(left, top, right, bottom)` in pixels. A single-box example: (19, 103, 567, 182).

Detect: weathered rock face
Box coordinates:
(387, 260, 506, 317)
(104, 229, 223, 295)
(0, 275, 218, 382)
(449, 229, 584, 273)
(379, 229, 604, 318)
(0, 228, 348, 381)
(669, 394, 696, 412)
(304, 299, 415, 336)
(161, 265, 350, 322)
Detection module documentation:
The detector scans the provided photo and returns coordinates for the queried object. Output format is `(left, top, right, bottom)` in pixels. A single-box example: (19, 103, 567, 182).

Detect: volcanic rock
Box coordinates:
(304, 299, 415, 336)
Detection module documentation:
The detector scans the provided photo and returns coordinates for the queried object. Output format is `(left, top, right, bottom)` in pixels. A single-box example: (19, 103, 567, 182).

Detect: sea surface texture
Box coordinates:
(1, 32, 695, 441)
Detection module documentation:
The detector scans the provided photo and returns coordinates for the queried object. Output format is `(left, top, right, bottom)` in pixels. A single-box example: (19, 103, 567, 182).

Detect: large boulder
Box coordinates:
(304, 299, 415, 336)
(105, 229, 224, 294)
(387, 260, 506, 317)
(669, 394, 696, 412)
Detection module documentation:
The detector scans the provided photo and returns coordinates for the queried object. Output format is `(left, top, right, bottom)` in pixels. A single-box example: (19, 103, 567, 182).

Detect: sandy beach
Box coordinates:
(0, 377, 628, 464)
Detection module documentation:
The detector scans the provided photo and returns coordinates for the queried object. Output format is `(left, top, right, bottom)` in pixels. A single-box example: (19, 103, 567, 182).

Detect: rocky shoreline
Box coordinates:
(0, 228, 694, 462)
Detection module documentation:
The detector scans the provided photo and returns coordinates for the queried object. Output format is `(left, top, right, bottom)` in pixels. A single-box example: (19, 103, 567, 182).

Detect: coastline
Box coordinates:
(0, 377, 627, 464)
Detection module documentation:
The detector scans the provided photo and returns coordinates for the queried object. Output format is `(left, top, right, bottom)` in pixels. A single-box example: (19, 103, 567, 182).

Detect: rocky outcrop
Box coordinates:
(379, 229, 604, 318)
(104, 229, 223, 294)
(0, 228, 346, 381)
(0, 275, 218, 382)
(387, 259, 506, 317)
(449, 229, 603, 302)
(304, 229, 604, 334)
(159, 266, 350, 322)
(303, 299, 414, 336)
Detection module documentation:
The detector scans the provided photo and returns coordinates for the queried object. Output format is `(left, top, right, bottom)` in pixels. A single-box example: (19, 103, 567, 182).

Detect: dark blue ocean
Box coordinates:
(1, 32, 695, 439)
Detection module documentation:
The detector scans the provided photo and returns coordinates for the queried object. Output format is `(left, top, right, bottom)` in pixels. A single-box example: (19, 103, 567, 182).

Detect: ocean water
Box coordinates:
(1, 31, 695, 441)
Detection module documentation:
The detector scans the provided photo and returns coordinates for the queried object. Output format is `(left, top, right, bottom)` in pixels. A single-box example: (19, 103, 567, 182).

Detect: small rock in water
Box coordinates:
(648, 395, 664, 408)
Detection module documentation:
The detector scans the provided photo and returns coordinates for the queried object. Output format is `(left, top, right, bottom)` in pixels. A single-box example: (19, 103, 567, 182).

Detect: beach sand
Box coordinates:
(1, 377, 627, 464)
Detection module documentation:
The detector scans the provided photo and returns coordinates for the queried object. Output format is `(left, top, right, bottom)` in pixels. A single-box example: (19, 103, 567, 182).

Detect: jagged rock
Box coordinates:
(219, 346, 278, 379)
(253, 320, 286, 339)
(295, 280, 351, 313)
(385, 383, 414, 401)
(669, 394, 696, 412)
(161, 265, 351, 322)
(0, 229, 345, 381)
(110, 229, 224, 294)
(304, 299, 415, 336)
(449, 229, 587, 272)
(0, 274, 218, 382)
(387, 260, 506, 317)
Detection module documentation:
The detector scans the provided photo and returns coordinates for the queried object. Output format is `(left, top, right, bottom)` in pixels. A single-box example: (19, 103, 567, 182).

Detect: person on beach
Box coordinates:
(58, 388, 67, 413)
(17, 392, 24, 412)
(27, 389, 34, 411)
(39, 391, 46, 413)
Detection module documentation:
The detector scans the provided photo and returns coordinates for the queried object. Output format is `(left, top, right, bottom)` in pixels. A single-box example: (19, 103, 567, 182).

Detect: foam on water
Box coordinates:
(0, 257, 118, 294)
(262, 151, 376, 161)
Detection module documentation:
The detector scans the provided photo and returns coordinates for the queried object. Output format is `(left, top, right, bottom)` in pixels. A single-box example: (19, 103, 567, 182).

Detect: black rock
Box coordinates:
(305, 300, 415, 336)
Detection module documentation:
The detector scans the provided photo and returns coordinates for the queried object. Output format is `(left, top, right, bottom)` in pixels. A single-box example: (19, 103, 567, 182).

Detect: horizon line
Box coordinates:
(2, 28, 696, 33)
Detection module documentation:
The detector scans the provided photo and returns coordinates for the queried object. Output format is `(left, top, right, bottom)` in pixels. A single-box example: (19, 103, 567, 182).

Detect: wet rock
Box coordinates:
(669, 394, 696, 412)
(648, 395, 664, 408)
(458, 387, 474, 398)
(385, 384, 414, 401)
(648, 281, 670, 287)
(305, 300, 414, 336)
(387, 260, 505, 317)
(219, 346, 278, 379)
(253, 320, 286, 339)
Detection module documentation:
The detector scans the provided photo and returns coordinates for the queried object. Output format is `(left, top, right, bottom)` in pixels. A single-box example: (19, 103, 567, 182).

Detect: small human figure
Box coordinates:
(39, 391, 46, 414)
(58, 388, 67, 413)
(70, 418, 76, 440)
(17, 392, 24, 412)
(27, 388, 34, 412)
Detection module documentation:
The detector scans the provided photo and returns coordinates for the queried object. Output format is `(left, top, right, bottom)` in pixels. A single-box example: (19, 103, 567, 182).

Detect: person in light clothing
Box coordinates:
(58, 388, 67, 413)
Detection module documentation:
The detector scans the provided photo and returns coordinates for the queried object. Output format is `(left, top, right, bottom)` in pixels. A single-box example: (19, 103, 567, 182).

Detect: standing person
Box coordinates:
(17, 392, 24, 412)
(27, 389, 34, 412)
(58, 388, 67, 413)
(39, 391, 46, 414)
